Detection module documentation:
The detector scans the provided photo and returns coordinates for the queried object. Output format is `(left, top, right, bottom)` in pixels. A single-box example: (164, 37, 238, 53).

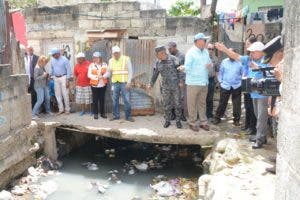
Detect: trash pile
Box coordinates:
(5, 156, 62, 199)
(150, 175, 198, 199)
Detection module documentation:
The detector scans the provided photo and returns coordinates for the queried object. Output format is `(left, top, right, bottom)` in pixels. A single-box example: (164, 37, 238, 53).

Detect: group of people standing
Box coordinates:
(26, 32, 283, 154)
(27, 45, 134, 122)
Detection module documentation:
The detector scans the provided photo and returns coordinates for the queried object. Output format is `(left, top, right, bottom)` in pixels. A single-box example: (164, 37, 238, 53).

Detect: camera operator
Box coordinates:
(262, 36, 284, 174)
(215, 41, 269, 149)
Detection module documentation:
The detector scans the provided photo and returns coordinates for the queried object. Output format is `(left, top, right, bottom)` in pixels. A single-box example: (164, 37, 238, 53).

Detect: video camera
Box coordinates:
(241, 67, 281, 96)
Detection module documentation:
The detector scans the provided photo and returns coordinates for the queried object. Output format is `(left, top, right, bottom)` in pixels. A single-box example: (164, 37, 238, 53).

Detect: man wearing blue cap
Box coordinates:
(178, 33, 212, 132)
(50, 47, 72, 114)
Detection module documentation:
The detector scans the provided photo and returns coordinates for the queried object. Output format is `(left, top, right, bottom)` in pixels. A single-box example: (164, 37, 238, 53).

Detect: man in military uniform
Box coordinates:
(168, 41, 187, 122)
(148, 46, 182, 128)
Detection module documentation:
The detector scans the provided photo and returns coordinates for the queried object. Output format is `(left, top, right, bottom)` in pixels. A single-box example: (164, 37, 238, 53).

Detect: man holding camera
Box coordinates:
(215, 41, 269, 149)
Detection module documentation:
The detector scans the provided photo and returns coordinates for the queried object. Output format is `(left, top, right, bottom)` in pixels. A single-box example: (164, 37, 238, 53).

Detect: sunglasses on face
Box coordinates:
(208, 48, 214, 51)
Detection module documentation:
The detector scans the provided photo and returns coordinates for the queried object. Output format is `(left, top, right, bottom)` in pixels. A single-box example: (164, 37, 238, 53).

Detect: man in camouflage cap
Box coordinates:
(168, 41, 187, 122)
(148, 46, 183, 128)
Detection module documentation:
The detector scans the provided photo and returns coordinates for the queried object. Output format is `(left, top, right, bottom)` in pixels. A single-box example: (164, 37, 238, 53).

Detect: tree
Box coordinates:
(168, 0, 200, 17)
(8, 0, 37, 9)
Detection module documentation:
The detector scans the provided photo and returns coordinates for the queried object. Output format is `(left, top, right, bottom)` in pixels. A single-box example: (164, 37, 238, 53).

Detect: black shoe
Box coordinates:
(94, 114, 99, 119)
(241, 126, 248, 131)
(101, 114, 107, 119)
(233, 121, 240, 126)
(249, 135, 256, 142)
(171, 109, 176, 120)
(212, 118, 221, 125)
(252, 141, 263, 149)
(164, 121, 171, 128)
(265, 165, 276, 174)
(176, 121, 182, 129)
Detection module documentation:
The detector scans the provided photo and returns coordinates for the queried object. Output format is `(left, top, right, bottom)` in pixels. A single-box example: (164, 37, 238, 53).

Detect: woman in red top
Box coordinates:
(74, 52, 92, 116)
(88, 52, 110, 119)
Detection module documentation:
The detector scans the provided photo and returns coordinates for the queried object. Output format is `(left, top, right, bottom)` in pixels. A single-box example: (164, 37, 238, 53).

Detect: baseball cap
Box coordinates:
(154, 46, 166, 53)
(194, 33, 210, 41)
(50, 48, 60, 55)
(112, 46, 121, 53)
(247, 41, 265, 52)
(93, 51, 102, 57)
(76, 52, 85, 58)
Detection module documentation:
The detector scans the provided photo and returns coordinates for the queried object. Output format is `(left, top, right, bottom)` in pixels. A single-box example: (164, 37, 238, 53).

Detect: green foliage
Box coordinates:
(168, 0, 200, 16)
(8, 0, 37, 9)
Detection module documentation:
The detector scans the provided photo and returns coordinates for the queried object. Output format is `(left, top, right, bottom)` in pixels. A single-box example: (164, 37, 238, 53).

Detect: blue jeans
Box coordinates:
(112, 83, 131, 119)
(32, 86, 51, 116)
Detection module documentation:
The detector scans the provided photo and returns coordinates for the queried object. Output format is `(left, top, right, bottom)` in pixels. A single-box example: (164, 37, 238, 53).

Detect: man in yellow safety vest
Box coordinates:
(109, 46, 134, 122)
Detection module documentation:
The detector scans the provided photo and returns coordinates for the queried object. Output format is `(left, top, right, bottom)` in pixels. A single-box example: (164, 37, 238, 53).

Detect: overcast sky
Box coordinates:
(160, 0, 240, 12)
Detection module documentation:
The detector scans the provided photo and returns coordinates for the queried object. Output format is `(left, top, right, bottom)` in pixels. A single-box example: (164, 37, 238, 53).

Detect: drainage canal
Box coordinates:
(11, 127, 210, 199)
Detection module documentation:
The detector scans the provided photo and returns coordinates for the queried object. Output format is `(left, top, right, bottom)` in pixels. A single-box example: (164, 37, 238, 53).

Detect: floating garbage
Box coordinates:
(150, 181, 180, 197)
(150, 177, 198, 199)
(82, 162, 99, 171)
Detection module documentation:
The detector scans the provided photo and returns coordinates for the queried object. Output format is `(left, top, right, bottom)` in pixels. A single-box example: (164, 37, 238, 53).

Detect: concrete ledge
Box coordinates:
(39, 114, 220, 146)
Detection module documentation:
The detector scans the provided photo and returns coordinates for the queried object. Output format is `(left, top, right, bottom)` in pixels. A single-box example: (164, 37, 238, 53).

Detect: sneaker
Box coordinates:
(79, 111, 85, 116)
(57, 111, 64, 115)
(126, 117, 135, 122)
(109, 117, 120, 121)
(32, 115, 40, 120)
(46, 112, 54, 116)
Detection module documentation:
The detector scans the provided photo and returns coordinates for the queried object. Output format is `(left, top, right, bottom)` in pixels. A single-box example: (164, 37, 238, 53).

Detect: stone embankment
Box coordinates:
(198, 138, 276, 200)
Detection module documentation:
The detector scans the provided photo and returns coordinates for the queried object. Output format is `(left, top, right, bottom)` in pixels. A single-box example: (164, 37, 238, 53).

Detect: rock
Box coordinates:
(29, 143, 40, 153)
(0, 190, 12, 200)
(28, 166, 39, 176)
(198, 175, 212, 198)
(11, 185, 27, 196)
(97, 185, 106, 194)
(134, 162, 148, 172)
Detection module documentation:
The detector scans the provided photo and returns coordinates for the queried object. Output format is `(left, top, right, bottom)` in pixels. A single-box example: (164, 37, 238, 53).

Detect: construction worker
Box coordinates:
(108, 46, 134, 122)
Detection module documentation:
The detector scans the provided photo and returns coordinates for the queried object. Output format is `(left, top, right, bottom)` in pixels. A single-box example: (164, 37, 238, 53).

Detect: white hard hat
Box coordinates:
(112, 46, 121, 53)
(247, 42, 265, 52)
(76, 52, 85, 58)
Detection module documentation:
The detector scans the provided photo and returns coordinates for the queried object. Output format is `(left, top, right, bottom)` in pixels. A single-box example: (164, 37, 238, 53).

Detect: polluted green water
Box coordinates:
(42, 138, 203, 200)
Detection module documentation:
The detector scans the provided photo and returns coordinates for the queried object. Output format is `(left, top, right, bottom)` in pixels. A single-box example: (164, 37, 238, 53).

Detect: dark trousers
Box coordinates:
(244, 93, 257, 130)
(206, 77, 215, 118)
(92, 86, 106, 115)
(215, 86, 241, 122)
(28, 78, 37, 109)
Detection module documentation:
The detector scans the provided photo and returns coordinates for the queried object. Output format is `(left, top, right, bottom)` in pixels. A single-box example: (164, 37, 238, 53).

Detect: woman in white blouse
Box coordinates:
(88, 52, 110, 119)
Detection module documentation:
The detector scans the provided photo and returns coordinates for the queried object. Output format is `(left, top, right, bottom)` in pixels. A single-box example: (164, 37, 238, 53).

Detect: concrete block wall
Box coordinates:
(276, 0, 300, 199)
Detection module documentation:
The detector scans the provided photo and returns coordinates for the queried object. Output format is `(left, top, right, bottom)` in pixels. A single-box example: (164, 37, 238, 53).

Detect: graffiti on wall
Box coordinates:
(245, 23, 282, 43)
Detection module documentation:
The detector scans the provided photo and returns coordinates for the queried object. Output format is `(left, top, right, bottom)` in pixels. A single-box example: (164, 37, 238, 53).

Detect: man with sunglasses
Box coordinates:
(206, 43, 220, 121)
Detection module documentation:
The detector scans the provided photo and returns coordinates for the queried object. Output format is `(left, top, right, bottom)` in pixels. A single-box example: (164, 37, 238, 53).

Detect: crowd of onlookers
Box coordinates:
(25, 32, 284, 161)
